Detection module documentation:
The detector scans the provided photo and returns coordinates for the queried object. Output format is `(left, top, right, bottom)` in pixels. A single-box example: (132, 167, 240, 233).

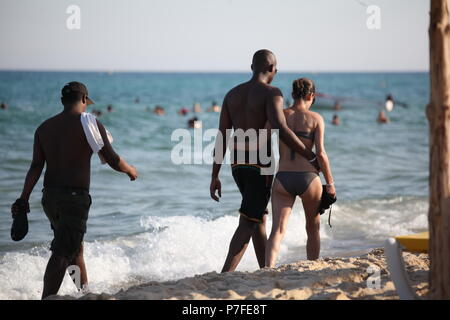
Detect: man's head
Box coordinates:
(251, 49, 277, 83)
(61, 81, 94, 109)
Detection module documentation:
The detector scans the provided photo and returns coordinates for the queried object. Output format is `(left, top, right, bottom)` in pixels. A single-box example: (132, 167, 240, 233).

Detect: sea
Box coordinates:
(0, 71, 429, 299)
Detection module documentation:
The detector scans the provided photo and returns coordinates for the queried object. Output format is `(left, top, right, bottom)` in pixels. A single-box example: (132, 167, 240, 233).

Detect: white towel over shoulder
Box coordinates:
(80, 112, 113, 164)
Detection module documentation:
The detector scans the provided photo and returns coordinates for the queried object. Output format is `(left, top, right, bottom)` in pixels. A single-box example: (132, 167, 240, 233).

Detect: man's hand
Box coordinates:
(210, 177, 222, 202)
(11, 198, 30, 218)
(126, 166, 138, 181)
(311, 158, 321, 172)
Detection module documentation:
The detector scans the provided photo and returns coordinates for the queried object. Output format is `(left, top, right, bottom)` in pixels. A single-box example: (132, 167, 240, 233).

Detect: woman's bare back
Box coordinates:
(278, 108, 320, 173)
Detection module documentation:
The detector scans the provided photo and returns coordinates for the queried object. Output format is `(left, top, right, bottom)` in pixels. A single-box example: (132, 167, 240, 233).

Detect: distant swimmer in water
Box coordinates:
(385, 94, 394, 112)
(92, 109, 102, 117)
(193, 102, 202, 113)
(333, 101, 342, 110)
(331, 114, 340, 126)
(153, 105, 165, 116)
(107, 105, 113, 113)
(385, 94, 408, 110)
(188, 116, 201, 128)
(0, 102, 7, 110)
(135, 97, 140, 104)
(377, 110, 389, 123)
(207, 101, 221, 112)
(11, 82, 137, 299)
(266, 78, 336, 266)
(178, 107, 189, 116)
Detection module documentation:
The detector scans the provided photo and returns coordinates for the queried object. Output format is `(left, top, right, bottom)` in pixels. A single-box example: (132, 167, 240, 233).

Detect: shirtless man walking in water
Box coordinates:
(11, 82, 137, 299)
(210, 50, 318, 272)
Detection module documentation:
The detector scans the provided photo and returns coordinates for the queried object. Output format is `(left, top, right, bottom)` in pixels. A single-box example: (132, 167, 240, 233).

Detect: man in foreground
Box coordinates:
(210, 50, 318, 272)
(11, 82, 137, 299)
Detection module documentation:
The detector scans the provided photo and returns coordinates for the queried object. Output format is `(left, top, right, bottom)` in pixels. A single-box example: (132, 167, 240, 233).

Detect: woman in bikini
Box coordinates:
(265, 78, 336, 267)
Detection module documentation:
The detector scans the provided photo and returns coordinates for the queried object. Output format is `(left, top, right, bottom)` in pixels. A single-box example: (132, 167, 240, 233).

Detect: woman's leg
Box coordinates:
(265, 179, 295, 268)
(301, 177, 322, 260)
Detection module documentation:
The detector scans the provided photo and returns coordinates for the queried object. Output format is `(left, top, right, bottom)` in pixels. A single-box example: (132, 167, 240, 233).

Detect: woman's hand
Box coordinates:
(326, 184, 336, 197)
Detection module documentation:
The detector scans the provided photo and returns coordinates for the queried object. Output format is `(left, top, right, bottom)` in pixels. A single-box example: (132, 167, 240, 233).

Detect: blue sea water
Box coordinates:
(0, 71, 429, 299)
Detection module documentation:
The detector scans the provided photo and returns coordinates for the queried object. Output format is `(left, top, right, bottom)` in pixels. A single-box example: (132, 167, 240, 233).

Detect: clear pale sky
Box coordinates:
(0, 0, 429, 72)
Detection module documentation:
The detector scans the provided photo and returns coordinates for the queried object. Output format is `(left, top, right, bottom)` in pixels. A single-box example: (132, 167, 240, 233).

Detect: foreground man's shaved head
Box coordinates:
(252, 49, 276, 72)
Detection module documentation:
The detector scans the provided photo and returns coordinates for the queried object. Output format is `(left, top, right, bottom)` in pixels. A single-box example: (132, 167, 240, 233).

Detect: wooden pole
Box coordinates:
(427, 0, 450, 300)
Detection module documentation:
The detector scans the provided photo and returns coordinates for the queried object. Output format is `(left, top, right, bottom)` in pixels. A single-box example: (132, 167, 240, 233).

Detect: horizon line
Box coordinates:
(0, 68, 429, 74)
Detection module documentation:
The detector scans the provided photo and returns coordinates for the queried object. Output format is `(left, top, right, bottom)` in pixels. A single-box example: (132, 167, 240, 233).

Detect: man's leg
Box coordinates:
(251, 214, 267, 268)
(251, 173, 273, 268)
(42, 253, 70, 299)
(221, 216, 258, 273)
(69, 243, 88, 290)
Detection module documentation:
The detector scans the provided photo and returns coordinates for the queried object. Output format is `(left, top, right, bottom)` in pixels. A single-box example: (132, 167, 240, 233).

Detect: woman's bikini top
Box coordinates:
(290, 130, 315, 160)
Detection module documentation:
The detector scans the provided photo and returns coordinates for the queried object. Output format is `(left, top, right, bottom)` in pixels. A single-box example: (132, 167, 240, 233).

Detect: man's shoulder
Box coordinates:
(226, 82, 248, 97)
(265, 84, 283, 97)
(95, 117, 106, 132)
(36, 114, 59, 133)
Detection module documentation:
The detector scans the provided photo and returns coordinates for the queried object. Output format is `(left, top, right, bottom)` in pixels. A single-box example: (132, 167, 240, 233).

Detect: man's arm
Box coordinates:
(97, 120, 137, 180)
(18, 130, 45, 202)
(265, 88, 315, 160)
(210, 97, 232, 201)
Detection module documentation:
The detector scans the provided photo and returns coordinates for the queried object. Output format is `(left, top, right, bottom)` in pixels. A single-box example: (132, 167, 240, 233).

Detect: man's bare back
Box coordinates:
(38, 112, 93, 189)
(225, 80, 281, 132)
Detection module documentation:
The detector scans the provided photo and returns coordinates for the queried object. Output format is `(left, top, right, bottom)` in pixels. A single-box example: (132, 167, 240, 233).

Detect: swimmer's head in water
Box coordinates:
(292, 78, 316, 104)
(251, 49, 277, 83)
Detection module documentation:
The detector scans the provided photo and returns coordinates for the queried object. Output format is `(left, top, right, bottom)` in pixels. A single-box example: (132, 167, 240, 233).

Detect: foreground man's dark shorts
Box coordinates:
(232, 165, 273, 223)
(41, 187, 91, 261)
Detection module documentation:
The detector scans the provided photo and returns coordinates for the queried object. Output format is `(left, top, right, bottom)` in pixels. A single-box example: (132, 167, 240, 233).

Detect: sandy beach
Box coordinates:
(49, 248, 429, 300)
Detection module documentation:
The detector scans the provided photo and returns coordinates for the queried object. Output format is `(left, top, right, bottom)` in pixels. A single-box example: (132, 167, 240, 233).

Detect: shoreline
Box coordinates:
(50, 248, 429, 300)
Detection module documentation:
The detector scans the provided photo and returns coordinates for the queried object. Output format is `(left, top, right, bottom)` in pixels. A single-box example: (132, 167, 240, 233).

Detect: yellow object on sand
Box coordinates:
(385, 231, 429, 299)
(394, 232, 429, 253)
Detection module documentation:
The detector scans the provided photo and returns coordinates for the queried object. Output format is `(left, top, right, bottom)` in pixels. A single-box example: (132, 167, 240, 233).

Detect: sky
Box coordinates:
(0, 0, 430, 72)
